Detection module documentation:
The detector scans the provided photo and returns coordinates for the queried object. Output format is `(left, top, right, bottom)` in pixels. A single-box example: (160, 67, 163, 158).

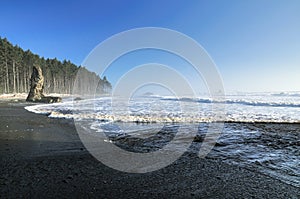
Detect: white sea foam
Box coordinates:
(25, 92, 300, 123)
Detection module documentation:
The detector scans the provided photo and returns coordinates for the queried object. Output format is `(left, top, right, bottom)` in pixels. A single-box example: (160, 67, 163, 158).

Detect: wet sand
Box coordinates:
(0, 101, 299, 198)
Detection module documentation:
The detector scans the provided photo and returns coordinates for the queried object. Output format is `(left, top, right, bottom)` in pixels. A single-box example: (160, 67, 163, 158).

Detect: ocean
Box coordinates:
(25, 91, 300, 187)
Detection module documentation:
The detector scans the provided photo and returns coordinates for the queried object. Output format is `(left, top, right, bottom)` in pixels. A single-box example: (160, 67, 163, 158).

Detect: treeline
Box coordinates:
(0, 37, 111, 94)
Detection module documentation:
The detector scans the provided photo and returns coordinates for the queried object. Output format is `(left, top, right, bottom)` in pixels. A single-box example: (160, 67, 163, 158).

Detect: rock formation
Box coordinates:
(26, 64, 44, 101)
(26, 65, 62, 103)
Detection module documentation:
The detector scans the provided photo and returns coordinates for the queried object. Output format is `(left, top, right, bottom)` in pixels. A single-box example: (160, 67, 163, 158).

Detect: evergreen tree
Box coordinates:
(0, 37, 111, 95)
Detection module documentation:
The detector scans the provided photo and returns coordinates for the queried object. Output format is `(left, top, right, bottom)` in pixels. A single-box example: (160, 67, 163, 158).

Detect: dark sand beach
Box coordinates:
(0, 101, 299, 198)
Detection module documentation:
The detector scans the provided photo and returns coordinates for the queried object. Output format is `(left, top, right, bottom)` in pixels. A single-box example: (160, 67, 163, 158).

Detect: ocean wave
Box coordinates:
(161, 97, 300, 108)
(271, 92, 300, 97)
(24, 98, 300, 124)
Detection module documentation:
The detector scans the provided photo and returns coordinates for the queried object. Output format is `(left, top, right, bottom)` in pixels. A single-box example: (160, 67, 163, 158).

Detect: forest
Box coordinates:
(0, 37, 111, 94)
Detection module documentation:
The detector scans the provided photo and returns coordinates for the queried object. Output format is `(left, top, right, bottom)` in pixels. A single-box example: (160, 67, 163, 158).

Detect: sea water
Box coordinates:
(25, 91, 300, 187)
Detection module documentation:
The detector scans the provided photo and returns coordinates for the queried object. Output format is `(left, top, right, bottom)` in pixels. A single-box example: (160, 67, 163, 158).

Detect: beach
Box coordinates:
(0, 100, 299, 198)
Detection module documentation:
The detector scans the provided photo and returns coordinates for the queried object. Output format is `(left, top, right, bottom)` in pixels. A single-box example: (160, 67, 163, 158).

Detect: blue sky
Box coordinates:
(1, 0, 299, 92)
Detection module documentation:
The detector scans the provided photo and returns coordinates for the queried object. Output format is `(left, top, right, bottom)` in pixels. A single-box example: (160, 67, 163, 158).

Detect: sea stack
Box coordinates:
(26, 65, 62, 103)
(26, 64, 44, 101)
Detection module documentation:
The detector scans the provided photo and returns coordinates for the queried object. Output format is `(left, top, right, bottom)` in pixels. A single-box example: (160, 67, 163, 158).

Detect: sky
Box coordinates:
(1, 0, 300, 93)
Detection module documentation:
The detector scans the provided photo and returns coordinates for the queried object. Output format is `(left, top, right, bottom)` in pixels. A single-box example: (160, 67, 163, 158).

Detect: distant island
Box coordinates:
(0, 37, 111, 95)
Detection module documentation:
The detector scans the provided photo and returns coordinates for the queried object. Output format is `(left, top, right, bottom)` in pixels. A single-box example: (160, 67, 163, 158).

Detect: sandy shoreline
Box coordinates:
(0, 101, 299, 198)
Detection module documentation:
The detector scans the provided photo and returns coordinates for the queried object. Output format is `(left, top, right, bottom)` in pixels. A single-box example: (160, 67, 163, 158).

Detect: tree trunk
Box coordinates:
(53, 76, 56, 93)
(16, 64, 19, 93)
(3, 78, 6, 93)
(24, 69, 27, 93)
(5, 58, 9, 93)
(12, 60, 16, 93)
(20, 66, 24, 93)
